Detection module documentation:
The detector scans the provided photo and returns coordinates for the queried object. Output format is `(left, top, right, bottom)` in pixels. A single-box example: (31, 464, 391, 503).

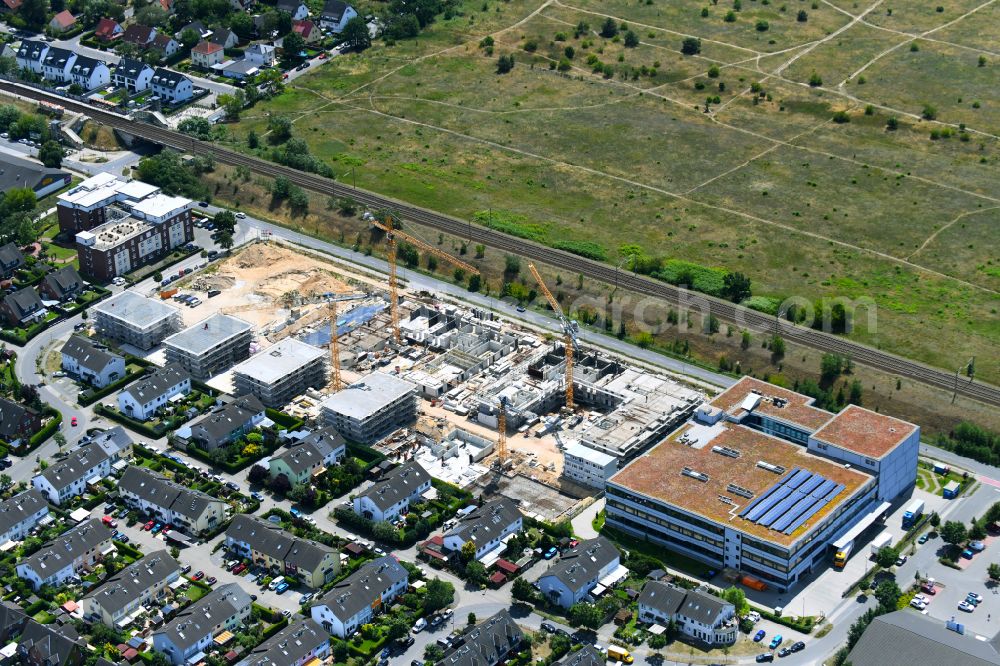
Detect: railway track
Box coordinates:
(6, 80, 997, 408)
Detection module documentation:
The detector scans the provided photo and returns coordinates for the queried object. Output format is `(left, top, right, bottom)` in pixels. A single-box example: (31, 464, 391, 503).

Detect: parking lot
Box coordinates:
(916, 532, 998, 636)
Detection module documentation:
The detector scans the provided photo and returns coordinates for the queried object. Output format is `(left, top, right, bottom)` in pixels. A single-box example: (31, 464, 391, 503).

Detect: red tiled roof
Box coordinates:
(489, 571, 507, 584)
(50, 10, 76, 28)
(292, 19, 315, 38)
(192, 40, 222, 54)
(2, 0, 23, 11)
(494, 558, 519, 573)
(95, 18, 121, 40)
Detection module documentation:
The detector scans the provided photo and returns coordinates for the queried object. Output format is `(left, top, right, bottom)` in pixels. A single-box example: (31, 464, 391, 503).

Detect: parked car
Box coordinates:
(151, 523, 163, 534)
(281, 609, 292, 618)
(206, 577, 217, 586)
(236, 212, 246, 218)
(969, 541, 986, 552)
(910, 598, 927, 610)
(921, 582, 937, 595)
(967, 592, 984, 605)
(962, 548, 975, 559)
(70, 417, 77, 426)
(181, 564, 192, 574)
(958, 601, 975, 612)
(753, 630, 766, 642)
(778, 648, 791, 658)
(143, 520, 155, 531)
(541, 622, 556, 634)
(412, 618, 427, 633)
(895, 555, 907, 566)
(275, 582, 288, 593)
(543, 547, 558, 559)
(251, 492, 264, 501)
(790, 641, 805, 653)
(755, 655, 774, 663)
(233, 563, 247, 575)
(191, 571, 204, 581)
(769, 635, 783, 649)
(918, 533, 930, 544)
(225, 481, 240, 492)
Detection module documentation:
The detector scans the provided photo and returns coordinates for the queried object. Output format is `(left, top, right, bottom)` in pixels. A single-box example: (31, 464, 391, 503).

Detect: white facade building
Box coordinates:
(562, 442, 618, 489)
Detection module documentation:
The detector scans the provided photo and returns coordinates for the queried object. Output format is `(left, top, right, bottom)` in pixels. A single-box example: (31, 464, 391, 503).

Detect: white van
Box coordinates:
(268, 576, 285, 591)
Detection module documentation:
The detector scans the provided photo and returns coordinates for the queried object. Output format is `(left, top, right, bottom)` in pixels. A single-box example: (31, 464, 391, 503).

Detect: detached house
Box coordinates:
(67, 55, 111, 91)
(0, 243, 24, 278)
(117, 466, 228, 536)
(225, 515, 340, 589)
(60, 336, 125, 388)
(0, 288, 45, 326)
(0, 488, 49, 544)
(191, 40, 224, 69)
(319, 0, 357, 32)
(292, 19, 320, 43)
(31, 433, 131, 505)
(16, 519, 113, 590)
(122, 24, 157, 50)
(536, 537, 623, 608)
(210, 28, 238, 49)
(637, 581, 737, 646)
(15, 40, 49, 74)
(310, 556, 408, 638)
(268, 426, 346, 487)
(0, 397, 42, 447)
(113, 58, 154, 92)
(149, 67, 193, 104)
(94, 18, 123, 42)
(277, 0, 310, 21)
(39, 265, 86, 302)
(48, 10, 77, 33)
(40, 47, 77, 84)
(442, 497, 522, 562)
(83, 550, 181, 627)
(352, 460, 431, 523)
(187, 394, 265, 451)
(152, 34, 180, 58)
(152, 583, 253, 665)
(245, 43, 276, 67)
(436, 610, 525, 666)
(118, 363, 191, 420)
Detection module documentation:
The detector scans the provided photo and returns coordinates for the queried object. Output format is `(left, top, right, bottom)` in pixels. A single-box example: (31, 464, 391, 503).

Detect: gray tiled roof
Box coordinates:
(0, 396, 38, 441)
(36, 440, 117, 493)
(41, 46, 74, 68)
(61, 336, 122, 375)
(3, 288, 43, 319)
(444, 497, 521, 551)
(0, 488, 47, 538)
(15, 40, 48, 62)
(83, 549, 179, 616)
(554, 646, 604, 666)
(191, 394, 263, 443)
(272, 427, 344, 476)
(436, 609, 524, 666)
(238, 618, 328, 665)
(639, 581, 731, 626)
(0, 243, 23, 268)
(150, 67, 189, 89)
(637, 580, 686, 616)
(311, 556, 407, 622)
(538, 537, 619, 593)
(154, 582, 251, 652)
(42, 266, 84, 299)
(847, 610, 1000, 666)
(117, 466, 219, 522)
(359, 460, 430, 512)
(19, 519, 109, 577)
(226, 514, 334, 572)
(17, 620, 81, 665)
(321, 0, 349, 20)
(120, 363, 189, 405)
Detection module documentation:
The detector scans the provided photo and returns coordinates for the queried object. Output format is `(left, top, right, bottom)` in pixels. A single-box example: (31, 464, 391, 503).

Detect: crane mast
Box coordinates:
(528, 262, 578, 411)
(328, 298, 343, 392)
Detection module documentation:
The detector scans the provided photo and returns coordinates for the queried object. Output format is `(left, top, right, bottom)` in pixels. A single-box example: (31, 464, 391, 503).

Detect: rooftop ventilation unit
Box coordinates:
(681, 467, 709, 482)
(757, 461, 786, 474)
(727, 483, 754, 499)
(712, 445, 741, 459)
(718, 495, 734, 505)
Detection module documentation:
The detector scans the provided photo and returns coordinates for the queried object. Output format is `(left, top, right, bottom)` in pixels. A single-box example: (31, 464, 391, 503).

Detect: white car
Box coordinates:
(910, 598, 927, 610)
(747, 611, 761, 623)
(235, 212, 246, 219)
(412, 618, 427, 633)
(958, 601, 976, 613)
(913, 594, 930, 605)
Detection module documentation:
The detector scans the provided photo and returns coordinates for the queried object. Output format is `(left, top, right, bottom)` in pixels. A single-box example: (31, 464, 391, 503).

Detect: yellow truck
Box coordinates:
(607, 646, 634, 664)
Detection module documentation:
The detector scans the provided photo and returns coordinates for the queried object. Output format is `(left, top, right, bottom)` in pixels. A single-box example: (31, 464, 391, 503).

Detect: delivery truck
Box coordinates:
(870, 532, 893, 555)
(607, 647, 634, 664)
(902, 499, 924, 529)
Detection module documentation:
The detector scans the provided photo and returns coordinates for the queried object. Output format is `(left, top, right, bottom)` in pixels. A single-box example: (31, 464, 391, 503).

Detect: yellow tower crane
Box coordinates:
(528, 262, 579, 411)
(368, 214, 481, 345)
(328, 297, 343, 392)
(496, 396, 508, 468)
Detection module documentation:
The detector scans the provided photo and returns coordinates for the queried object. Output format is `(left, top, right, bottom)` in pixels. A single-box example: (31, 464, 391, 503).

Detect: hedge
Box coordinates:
(346, 442, 385, 470)
(265, 408, 303, 431)
(23, 599, 49, 617)
(93, 404, 168, 438)
(22, 407, 61, 454)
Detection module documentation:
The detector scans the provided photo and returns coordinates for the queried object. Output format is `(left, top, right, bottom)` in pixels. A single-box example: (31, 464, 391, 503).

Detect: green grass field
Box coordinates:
(228, 0, 1000, 383)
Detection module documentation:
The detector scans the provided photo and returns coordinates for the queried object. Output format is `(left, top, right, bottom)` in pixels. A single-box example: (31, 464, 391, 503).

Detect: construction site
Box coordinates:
(155, 224, 706, 522)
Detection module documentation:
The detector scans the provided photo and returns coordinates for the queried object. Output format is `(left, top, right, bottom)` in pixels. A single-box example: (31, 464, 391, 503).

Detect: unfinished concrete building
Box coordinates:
(319, 372, 417, 444)
(233, 338, 327, 408)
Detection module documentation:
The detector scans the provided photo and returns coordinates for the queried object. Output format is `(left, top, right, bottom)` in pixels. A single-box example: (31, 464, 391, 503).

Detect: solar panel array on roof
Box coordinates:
(739, 467, 845, 535)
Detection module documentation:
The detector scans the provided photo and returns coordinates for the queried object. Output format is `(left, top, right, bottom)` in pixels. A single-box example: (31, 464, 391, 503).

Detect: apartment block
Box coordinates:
(92, 290, 182, 350)
(164, 314, 253, 380)
(319, 372, 417, 444)
(232, 338, 327, 408)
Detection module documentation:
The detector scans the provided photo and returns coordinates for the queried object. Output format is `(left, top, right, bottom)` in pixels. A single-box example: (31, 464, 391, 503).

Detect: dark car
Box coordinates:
(790, 641, 805, 653)
(199, 201, 209, 207)
(541, 622, 556, 634)
(756, 655, 774, 663)
(397, 636, 415, 649)
(778, 648, 791, 658)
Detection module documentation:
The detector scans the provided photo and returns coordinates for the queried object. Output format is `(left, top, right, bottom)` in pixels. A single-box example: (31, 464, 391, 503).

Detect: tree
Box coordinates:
(229, 11, 254, 38)
(770, 334, 786, 359)
(38, 141, 63, 169)
(797, 9, 808, 21)
(424, 644, 444, 662)
(929, 511, 941, 528)
(282, 32, 306, 60)
(460, 540, 476, 563)
(721, 586, 749, 616)
(820, 353, 845, 382)
(809, 71, 823, 86)
(270, 473, 292, 494)
(512, 576, 535, 601)
(722, 271, 751, 302)
(623, 30, 639, 47)
(213, 210, 237, 235)
(179, 28, 200, 50)
(386, 615, 410, 640)
(423, 578, 455, 613)
(681, 37, 702, 55)
(497, 54, 515, 74)
(875, 546, 896, 569)
(504, 254, 521, 276)
(874, 580, 901, 612)
(467, 612, 477, 626)
(969, 518, 987, 541)
(941, 520, 967, 545)
(248, 464, 268, 484)
(217, 232, 234, 252)
(922, 104, 937, 120)
(341, 15, 371, 50)
(988, 563, 1000, 582)
(20, 0, 50, 30)
(179, 117, 213, 140)
(268, 115, 293, 143)
(648, 633, 668, 649)
(219, 90, 246, 121)
(468, 274, 482, 292)
(568, 602, 604, 629)
(372, 521, 399, 544)
(271, 176, 292, 199)
(600, 17, 619, 38)
(465, 561, 488, 586)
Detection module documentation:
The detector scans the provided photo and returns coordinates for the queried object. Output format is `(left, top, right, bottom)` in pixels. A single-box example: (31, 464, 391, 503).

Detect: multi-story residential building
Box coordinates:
(319, 0, 357, 32)
(320, 372, 417, 444)
(291, 19, 320, 43)
(16, 620, 83, 666)
(83, 549, 180, 627)
(15, 40, 49, 74)
(637, 581, 737, 646)
(0, 243, 24, 278)
(245, 43, 276, 66)
(238, 619, 331, 666)
(40, 47, 76, 83)
(112, 58, 154, 93)
(38, 265, 86, 302)
(149, 68, 193, 104)
(92, 290, 182, 350)
(31, 433, 131, 505)
(442, 497, 522, 562)
(310, 556, 408, 638)
(0, 397, 42, 447)
(152, 33, 180, 57)
(188, 394, 265, 450)
(57, 172, 159, 234)
(60, 336, 126, 388)
(0, 288, 46, 326)
(0, 489, 49, 544)
(152, 583, 252, 665)
(164, 313, 253, 380)
(605, 377, 920, 592)
(67, 55, 111, 91)
(535, 537, 622, 608)
(0, 601, 28, 644)
(117, 363, 191, 420)
(277, 0, 309, 20)
(233, 338, 327, 408)
(225, 515, 340, 589)
(191, 40, 224, 69)
(352, 460, 431, 523)
(16, 519, 113, 590)
(75, 192, 194, 281)
(117, 466, 228, 536)
(435, 610, 525, 666)
(562, 442, 617, 489)
(268, 427, 346, 487)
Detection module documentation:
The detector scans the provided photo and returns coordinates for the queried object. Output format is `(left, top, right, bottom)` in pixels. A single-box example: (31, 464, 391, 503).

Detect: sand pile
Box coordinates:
(190, 274, 236, 291)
